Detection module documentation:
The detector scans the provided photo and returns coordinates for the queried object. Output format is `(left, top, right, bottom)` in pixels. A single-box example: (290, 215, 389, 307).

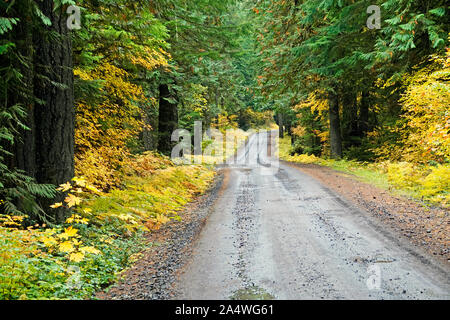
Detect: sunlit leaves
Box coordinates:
(396, 50, 450, 164)
(64, 194, 82, 208)
(58, 182, 72, 192)
(59, 241, 75, 253)
(50, 203, 63, 209)
(68, 252, 84, 263)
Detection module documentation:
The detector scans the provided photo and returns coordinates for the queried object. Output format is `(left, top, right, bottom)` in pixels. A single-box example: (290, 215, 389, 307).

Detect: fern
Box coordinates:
(0, 98, 57, 224)
(0, 17, 19, 35)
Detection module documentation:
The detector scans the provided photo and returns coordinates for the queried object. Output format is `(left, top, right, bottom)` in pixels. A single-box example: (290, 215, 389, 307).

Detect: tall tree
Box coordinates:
(32, 0, 75, 222)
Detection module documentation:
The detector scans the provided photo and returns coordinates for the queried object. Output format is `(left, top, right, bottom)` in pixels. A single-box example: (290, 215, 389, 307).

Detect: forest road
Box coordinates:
(174, 132, 450, 300)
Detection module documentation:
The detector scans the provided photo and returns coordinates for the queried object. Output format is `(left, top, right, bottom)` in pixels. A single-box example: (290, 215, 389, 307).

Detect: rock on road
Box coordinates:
(174, 132, 450, 300)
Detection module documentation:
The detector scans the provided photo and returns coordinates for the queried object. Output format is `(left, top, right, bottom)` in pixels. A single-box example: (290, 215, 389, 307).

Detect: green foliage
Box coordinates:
(0, 216, 146, 300)
(0, 17, 19, 35)
(0, 0, 65, 222)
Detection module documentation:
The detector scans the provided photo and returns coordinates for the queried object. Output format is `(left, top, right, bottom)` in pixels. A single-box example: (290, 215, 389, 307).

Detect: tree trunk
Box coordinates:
(329, 93, 342, 159)
(343, 92, 358, 136)
(278, 113, 284, 139)
(359, 91, 370, 136)
(158, 84, 178, 155)
(341, 92, 359, 147)
(10, 0, 36, 177)
(33, 0, 75, 223)
(141, 106, 158, 151)
(285, 122, 292, 136)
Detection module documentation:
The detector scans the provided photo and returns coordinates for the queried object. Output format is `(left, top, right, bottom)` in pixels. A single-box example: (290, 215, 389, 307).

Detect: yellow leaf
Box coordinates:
(72, 239, 82, 246)
(64, 226, 79, 238)
(86, 185, 101, 194)
(59, 241, 75, 253)
(64, 194, 82, 208)
(80, 246, 101, 255)
(41, 236, 57, 247)
(69, 252, 85, 262)
(58, 226, 79, 240)
(72, 177, 87, 187)
(58, 182, 72, 192)
(50, 202, 63, 209)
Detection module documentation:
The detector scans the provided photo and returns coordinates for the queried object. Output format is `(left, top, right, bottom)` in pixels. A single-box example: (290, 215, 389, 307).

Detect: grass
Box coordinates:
(319, 159, 390, 190)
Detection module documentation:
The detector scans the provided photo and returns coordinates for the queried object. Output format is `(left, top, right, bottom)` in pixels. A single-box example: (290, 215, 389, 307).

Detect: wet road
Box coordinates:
(174, 132, 450, 300)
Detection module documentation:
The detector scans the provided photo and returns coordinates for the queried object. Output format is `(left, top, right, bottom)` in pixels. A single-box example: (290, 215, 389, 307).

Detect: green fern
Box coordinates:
(0, 17, 19, 35)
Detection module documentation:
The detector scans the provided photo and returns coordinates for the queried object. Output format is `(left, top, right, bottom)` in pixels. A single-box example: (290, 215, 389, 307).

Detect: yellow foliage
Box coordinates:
(126, 47, 170, 71)
(58, 182, 72, 192)
(83, 164, 216, 233)
(41, 236, 57, 247)
(74, 62, 148, 190)
(0, 214, 26, 228)
(66, 214, 89, 225)
(39, 217, 101, 263)
(126, 152, 174, 178)
(377, 50, 450, 163)
(68, 252, 85, 263)
(286, 154, 321, 164)
(213, 113, 239, 133)
(279, 136, 321, 164)
(386, 162, 420, 191)
(50, 203, 63, 209)
(59, 241, 75, 253)
(294, 91, 329, 116)
(64, 194, 82, 209)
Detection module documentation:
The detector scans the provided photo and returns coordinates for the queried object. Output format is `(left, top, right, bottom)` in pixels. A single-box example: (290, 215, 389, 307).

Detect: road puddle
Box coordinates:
(230, 285, 275, 300)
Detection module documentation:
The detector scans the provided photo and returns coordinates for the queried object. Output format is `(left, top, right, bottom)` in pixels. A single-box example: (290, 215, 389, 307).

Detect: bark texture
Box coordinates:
(359, 91, 370, 136)
(329, 93, 342, 159)
(10, 0, 36, 177)
(158, 84, 178, 155)
(33, 1, 75, 222)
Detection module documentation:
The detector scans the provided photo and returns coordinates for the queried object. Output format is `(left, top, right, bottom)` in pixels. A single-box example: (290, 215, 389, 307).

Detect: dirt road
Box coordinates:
(174, 132, 449, 300)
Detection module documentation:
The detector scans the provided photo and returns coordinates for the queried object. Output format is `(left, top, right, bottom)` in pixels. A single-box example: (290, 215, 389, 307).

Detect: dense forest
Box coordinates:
(0, 0, 448, 299)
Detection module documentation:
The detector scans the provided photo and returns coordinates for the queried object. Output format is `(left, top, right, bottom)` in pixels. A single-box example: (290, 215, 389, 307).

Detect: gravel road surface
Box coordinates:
(174, 132, 450, 300)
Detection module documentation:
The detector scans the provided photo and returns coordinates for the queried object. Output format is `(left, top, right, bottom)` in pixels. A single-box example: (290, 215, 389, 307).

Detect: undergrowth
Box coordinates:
(0, 153, 215, 300)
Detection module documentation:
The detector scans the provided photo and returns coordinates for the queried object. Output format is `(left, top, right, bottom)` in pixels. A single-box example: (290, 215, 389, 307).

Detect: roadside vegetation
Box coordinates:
(260, 1, 449, 210)
(0, 152, 215, 300)
(280, 137, 449, 209)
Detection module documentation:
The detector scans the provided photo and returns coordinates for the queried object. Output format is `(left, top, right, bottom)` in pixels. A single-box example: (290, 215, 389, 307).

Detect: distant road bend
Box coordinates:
(175, 131, 450, 300)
